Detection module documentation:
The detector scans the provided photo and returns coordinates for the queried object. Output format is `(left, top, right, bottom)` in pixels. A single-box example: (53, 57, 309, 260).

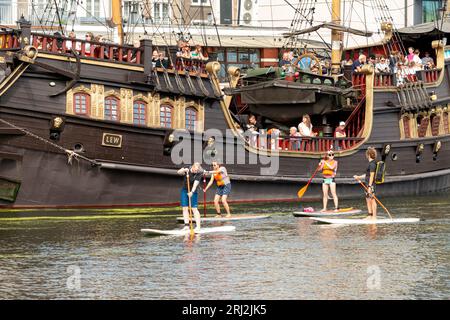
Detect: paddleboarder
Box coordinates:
(318, 150, 339, 212)
(353, 147, 378, 219)
(204, 161, 232, 218)
(177, 163, 204, 231)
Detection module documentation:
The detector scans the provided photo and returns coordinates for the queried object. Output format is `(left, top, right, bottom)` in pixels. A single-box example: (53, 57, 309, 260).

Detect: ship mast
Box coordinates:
(112, 0, 124, 45)
(331, 0, 342, 75)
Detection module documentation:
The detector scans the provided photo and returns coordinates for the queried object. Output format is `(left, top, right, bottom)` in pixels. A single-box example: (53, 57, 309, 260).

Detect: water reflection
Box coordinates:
(0, 194, 449, 299)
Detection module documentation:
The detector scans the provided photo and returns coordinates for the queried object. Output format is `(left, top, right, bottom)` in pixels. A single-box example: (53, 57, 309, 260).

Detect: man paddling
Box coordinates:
(178, 163, 204, 231)
(204, 161, 232, 218)
(353, 147, 378, 219)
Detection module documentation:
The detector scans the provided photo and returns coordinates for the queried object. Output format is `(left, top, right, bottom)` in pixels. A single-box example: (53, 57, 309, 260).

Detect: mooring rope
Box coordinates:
(0, 117, 98, 166)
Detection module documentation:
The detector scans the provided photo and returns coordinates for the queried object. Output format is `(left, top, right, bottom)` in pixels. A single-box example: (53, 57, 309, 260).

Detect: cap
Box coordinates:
(339, 121, 346, 126)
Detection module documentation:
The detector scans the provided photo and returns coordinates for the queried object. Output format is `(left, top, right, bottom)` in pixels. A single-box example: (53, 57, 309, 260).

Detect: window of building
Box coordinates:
(185, 107, 197, 130)
(73, 93, 90, 115)
(153, 1, 170, 24)
(86, 0, 100, 17)
(210, 47, 260, 82)
(133, 101, 147, 125)
(422, 0, 443, 23)
(104, 96, 120, 121)
(192, 0, 208, 5)
(160, 104, 173, 128)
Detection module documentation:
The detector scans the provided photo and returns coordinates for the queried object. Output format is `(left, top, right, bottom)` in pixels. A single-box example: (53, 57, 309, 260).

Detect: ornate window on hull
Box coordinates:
(185, 107, 197, 131)
(74, 93, 90, 115)
(160, 104, 173, 128)
(133, 101, 147, 125)
(104, 96, 120, 121)
(444, 112, 449, 134)
(402, 116, 411, 139)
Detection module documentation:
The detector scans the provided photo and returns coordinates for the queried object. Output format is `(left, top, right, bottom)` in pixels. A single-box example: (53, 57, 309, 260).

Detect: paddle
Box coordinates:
(297, 163, 321, 199)
(203, 173, 207, 217)
(356, 179, 393, 219)
(186, 173, 195, 236)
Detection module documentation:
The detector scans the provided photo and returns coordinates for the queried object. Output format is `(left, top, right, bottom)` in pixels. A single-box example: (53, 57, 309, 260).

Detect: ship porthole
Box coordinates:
(391, 153, 398, 161)
(74, 143, 85, 153)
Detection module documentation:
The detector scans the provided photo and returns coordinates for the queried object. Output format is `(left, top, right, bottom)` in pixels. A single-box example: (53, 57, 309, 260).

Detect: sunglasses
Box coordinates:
(328, 153, 334, 156)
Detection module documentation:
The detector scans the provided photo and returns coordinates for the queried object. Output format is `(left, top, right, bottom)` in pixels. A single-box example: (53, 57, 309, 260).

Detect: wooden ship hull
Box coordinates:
(0, 20, 450, 209)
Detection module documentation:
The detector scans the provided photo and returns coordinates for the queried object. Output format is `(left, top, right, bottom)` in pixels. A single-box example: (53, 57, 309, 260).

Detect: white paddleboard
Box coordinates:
(293, 208, 361, 217)
(310, 217, 420, 225)
(141, 225, 236, 236)
(176, 214, 270, 223)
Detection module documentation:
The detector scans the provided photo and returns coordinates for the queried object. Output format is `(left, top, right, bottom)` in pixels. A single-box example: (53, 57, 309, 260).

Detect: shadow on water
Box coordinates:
(0, 193, 449, 299)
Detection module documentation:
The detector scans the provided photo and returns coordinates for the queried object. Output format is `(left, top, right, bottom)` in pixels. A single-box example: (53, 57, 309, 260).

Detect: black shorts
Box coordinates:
(365, 185, 376, 199)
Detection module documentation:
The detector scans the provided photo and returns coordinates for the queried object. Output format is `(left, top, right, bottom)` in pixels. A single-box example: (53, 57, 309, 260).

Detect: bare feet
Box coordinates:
(320, 208, 328, 212)
(225, 214, 231, 218)
(215, 214, 222, 218)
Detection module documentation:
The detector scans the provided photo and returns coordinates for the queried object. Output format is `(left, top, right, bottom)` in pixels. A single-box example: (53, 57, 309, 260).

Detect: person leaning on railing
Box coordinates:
(191, 45, 208, 61)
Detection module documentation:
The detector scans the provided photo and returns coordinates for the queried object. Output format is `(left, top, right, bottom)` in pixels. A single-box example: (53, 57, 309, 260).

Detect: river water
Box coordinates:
(0, 194, 449, 300)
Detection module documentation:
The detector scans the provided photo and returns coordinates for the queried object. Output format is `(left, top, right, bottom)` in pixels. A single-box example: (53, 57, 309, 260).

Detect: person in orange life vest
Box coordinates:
(318, 150, 339, 212)
(204, 161, 232, 218)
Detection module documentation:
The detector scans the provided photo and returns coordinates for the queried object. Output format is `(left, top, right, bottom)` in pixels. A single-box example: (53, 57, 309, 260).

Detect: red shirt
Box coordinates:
(334, 127, 346, 137)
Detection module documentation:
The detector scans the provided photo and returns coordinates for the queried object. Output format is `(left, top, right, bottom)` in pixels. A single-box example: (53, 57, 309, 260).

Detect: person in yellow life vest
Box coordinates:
(204, 161, 232, 218)
(318, 150, 339, 212)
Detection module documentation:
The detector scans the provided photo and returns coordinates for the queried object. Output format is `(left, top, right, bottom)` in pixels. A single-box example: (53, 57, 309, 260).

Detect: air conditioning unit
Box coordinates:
(240, 0, 258, 26)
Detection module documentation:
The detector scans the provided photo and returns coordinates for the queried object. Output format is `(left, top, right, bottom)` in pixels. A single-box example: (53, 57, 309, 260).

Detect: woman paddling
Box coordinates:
(318, 150, 339, 212)
(204, 161, 232, 218)
(177, 163, 204, 231)
(353, 147, 378, 219)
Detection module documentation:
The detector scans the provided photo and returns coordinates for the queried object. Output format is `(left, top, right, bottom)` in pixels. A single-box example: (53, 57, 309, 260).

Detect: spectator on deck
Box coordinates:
(65, 31, 80, 52)
(191, 45, 207, 60)
(422, 52, 434, 68)
(352, 54, 367, 73)
(375, 56, 390, 73)
(334, 121, 347, 138)
(152, 49, 159, 67)
(245, 114, 261, 133)
(159, 51, 170, 68)
(84, 32, 94, 56)
(279, 52, 291, 70)
(413, 49, 422, 67)
(181, 45, 191, 59)
(289, 126, 301, 150)
(245, 114, 261, 147)
(298, 114, 317, 137)
(406, 47, 415, 62)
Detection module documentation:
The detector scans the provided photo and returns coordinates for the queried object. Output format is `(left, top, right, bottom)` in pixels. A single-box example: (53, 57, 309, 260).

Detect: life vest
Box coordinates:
(214, 171, 225, 186)
(322, 160, 337, 177)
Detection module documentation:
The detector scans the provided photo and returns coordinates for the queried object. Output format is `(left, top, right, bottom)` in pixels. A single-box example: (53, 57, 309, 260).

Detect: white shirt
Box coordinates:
(298, 122, 313, 137)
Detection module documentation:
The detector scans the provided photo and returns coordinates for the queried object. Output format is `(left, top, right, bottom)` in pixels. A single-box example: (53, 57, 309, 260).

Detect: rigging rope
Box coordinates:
(0, 117, 98, 166)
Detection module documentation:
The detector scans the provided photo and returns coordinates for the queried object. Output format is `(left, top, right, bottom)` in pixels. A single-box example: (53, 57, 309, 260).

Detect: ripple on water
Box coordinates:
(0, 194, 449, 299)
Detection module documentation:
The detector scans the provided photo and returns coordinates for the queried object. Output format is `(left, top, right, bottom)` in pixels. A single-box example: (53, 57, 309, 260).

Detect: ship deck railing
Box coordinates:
(353, 69, 442, 89)
(0, 32, 20, 49)
(0, 31, 211, 76)
(246, 134, 364, 153)
(29, 33, 144, 66)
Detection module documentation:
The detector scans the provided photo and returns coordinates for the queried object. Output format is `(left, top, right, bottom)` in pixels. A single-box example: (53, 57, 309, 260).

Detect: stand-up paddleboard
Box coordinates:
(141, 225, 236, 236)
(310, 217, 420, 225)
(176, 214, 270, 223)
(293, 207, 361, 217)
